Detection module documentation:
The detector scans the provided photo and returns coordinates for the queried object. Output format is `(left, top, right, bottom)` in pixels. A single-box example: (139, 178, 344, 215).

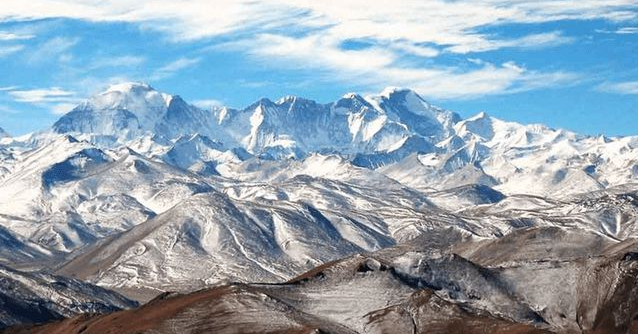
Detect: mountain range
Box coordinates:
(1, 82, 637, 333)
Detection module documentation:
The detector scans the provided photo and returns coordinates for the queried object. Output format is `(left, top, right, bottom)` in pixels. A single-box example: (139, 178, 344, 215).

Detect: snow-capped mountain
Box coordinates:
(0, 264, 136, 329)
(47, 83, 638, 196)
(0, 127, 9, 139)
(52, 83, 459, 164)
(0, 134, 214, 254)
(380, 111, 638, 196)
(215, 87, 458, 161)
(1, 82, 638, 332)
(52, 83, 224, 143)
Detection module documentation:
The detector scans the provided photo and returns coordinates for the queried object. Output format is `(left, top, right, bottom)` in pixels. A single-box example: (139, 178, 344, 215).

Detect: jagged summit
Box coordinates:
(48, 84, 463, 162)
(470, 111, 489, 120)
(0, 127, 9, 138)
(375, 87, 435, 113)
(52, 83, 220, 142)
(34, 82, 638, 196)
(275, 95, 299, 104)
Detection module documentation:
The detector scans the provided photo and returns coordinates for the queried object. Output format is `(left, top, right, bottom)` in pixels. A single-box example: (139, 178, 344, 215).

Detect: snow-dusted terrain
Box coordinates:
(10, 226, 638, 333)
(1, 82, 637, 332)
(0, 264, 136, 329)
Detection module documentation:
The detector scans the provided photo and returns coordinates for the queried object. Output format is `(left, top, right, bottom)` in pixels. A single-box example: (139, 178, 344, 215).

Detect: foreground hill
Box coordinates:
(6, 226, 637, 334)
(0, 265, 136, 330)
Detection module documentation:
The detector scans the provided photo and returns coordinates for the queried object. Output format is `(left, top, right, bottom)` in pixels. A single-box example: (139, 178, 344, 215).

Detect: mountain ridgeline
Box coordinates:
(1, 82, 638, 333)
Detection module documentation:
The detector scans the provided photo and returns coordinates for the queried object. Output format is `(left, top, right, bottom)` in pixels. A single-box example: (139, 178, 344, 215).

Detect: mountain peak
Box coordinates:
(275, 95, 298, 104)
(374, 87, 434, 113)
(454, 112, 496, 141)
(53, 83, 219, 141)
(85, 81, 171, 112)
(0, 127, 9, 138)
(342, 92, 360, 99)
(334, 92, 371, 111)
(465, 111, 490, 122)
(103, 82, 154, 94)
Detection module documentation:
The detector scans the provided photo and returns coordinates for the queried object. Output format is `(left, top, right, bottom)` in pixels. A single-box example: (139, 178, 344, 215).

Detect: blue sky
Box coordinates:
(0, 1, 637, 136)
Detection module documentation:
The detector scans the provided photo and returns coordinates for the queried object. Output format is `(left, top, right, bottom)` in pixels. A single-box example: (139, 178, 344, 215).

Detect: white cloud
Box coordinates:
(151, 57, 201, 80)
(239, 33, 395, 73)
(8, 87, 75, 103)
(616, 27, 638, 34)
(90, 55, 146, 69)
(390, 42, 440, 58)
(0, 31, 34, 40)
(0, 104, 20, 114)
(446, 31, 575, 54)
(597, 81, 638, 95)
(0, 1, 634, 51)
(595, 27, 638, 34)
(0, 0, 634, 98)
(234, 32, 577, 99)
(192, 99, 224, 110)
(27, 36, 79, 63)
(0, 45, 24, 58)
(50, 102, 77, 115)
(5, 86, 81, 115)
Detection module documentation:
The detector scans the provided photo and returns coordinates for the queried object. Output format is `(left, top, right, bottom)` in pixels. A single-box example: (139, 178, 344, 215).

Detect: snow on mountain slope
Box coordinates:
(0, 134, 215, 254)
(379, 111, 638, 197)
(426, 184, 506, 211)
(16, 224, 638, 334)
(457, 187, 638, 240)
(0, 225, 56, 268)
(17, 225, 638, 334)
(55, 170, 638, 294)
(196, 87, 458, 162)
(377, 150, 497, 192)
(368, 87, 460, 140)
(2, 83, 638, 317)
(0, 264, 136, 329)
(42, 83, 638, 198)
(219, 153, 395, 188)
(0, 127, 9, 139)
(55, 170, 539, 294)
(57, 190, 376, 292)
(158, 134, 250, 176)
(50, 84, 458, 164)
(52, 83, 225, 143)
